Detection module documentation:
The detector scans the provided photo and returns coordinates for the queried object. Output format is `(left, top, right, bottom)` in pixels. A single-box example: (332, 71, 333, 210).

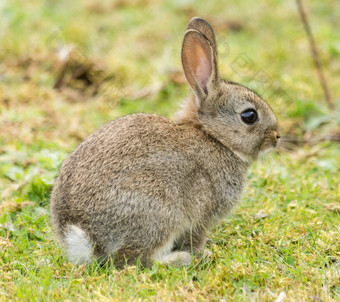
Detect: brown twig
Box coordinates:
(295, 0, 335, 110)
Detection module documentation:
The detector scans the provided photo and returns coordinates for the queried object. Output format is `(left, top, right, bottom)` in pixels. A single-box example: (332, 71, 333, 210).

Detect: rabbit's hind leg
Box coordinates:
(151, 236, 192, 267)
(155, 251, 192, 267)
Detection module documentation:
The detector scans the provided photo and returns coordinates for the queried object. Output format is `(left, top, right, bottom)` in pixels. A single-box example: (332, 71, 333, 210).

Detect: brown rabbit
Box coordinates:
(50, 17, 280, 267)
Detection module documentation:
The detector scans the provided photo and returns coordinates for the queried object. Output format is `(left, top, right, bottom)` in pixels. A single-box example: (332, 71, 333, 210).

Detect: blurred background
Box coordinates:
(0, 0, 339, 148)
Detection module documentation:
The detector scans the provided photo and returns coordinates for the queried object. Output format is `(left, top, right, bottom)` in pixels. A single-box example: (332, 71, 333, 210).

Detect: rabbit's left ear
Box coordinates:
(187, 17, 218, 67)
(181, 29, 218, 102)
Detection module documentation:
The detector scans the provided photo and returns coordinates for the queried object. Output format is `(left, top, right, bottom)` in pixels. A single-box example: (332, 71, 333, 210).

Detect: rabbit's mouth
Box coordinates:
(259, 132, 280, 156)
(259, 146, 275, 157)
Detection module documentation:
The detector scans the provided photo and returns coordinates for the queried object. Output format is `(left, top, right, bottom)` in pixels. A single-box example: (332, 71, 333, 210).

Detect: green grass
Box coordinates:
(0, 0, 339, 301)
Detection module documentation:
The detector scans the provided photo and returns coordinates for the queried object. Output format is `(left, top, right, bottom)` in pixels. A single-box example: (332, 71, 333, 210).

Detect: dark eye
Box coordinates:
(241, 109, 258, 124)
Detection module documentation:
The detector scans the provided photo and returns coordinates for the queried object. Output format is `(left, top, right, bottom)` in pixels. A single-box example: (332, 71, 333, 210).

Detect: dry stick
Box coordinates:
(295, 0, 335, 110)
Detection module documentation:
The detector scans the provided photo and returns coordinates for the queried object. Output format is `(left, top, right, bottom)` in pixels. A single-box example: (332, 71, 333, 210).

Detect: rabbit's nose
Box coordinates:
(274, 131, 280, 140)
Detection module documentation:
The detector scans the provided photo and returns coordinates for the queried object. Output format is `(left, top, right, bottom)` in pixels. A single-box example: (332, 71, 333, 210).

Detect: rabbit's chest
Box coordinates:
(182, 164, 246, 224)
(212, 175, 245, 214)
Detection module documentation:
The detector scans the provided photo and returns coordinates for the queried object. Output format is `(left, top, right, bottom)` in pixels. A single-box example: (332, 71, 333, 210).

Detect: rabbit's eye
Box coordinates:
(241, 109, 258, 124)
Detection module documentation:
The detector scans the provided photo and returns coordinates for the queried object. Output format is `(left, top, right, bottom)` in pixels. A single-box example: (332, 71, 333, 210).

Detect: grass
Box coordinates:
(0, 0, 339, 301)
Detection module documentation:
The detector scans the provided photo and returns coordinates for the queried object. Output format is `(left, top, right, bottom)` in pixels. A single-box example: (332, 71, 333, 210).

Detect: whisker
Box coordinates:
(274, 133, 340, 153)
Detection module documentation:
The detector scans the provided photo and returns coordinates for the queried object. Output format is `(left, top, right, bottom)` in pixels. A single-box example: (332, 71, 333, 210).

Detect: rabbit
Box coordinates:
(50, 17, 280, 268)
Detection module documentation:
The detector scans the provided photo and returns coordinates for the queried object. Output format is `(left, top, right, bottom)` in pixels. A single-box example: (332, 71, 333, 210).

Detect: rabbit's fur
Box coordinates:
(50, 17, 280, 267)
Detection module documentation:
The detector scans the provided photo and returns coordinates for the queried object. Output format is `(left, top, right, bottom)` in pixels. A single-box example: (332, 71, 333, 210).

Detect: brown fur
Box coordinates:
(50, 18, 279, 267)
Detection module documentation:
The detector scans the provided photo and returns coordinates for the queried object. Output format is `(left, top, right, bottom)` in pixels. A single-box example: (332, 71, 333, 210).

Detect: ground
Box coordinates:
(0, 0, 339, 301)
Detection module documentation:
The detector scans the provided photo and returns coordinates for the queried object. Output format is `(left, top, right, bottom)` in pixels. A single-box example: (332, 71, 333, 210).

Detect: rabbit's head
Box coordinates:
(179, 18, 280, 163)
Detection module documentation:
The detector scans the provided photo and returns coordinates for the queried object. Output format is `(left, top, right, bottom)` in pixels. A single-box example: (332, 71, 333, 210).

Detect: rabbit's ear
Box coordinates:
(181, 29, 218, 102)
(187, 17, 217, 60)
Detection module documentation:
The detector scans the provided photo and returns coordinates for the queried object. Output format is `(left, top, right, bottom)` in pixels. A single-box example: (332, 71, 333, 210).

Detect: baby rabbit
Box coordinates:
(50, 17, 280, 267)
